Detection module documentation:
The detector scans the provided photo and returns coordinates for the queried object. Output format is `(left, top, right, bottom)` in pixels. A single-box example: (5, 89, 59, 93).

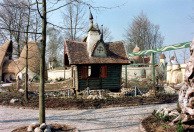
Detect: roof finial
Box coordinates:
(173, 51, 179, 64)
(89, 7, 93, 25)
(100, 25, 103, 41)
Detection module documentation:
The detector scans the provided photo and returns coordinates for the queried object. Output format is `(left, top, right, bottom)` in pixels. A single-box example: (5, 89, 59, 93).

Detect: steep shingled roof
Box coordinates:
(64, 40, 129, 65)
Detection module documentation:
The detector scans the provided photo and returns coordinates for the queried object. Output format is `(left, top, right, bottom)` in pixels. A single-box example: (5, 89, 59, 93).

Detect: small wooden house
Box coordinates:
(64, 11, 130, 92)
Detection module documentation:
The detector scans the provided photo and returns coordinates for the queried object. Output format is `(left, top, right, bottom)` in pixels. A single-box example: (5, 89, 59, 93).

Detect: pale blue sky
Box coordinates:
(49, 0, 194, 45)
(48, 0, 194, 62)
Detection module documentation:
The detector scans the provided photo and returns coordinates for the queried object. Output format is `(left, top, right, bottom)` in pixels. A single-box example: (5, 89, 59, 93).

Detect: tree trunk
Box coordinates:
(173, 39, 194, 124)
(25, 2, 31, 101)
(39, 0, 46, 124)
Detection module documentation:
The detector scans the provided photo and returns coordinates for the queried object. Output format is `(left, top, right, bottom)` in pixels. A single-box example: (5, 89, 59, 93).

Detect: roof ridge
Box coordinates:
(66, 40, 86, 44)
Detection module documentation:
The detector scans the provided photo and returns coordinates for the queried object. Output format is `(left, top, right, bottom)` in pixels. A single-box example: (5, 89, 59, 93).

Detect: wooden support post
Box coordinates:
(151, 52, 155, 87)
(87, 87, 90, 97)
(67, 89, 70, 98)
(125, 65, 127, 88)
(64, 65, 65, 81)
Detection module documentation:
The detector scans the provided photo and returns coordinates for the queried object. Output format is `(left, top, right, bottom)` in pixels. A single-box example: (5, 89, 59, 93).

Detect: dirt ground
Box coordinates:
(0, 103, 177, 132)
(0, 90, 178, 110)
(142, 114, 194, 132)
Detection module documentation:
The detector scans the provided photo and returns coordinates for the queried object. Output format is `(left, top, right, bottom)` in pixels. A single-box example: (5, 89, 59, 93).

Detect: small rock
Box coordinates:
(156, 109, 162, 114)
(87, 95, 94, 99)
(164, 110, 169, 116)
(93, 95, 98, 100)
(50, 80, 57, 84)
(169, 110, 180, 116)
(44, 125, 51, 132)
(34, 127, 43, 132)
(30, 122, 40, 128)
(18, 89, 25, 93)
(98, 95, 106, 99)
(40, 123, 47, 129)
(27, 126, 33, 132)
(10, 99, 19, 104)
(163, 108, 173, 112)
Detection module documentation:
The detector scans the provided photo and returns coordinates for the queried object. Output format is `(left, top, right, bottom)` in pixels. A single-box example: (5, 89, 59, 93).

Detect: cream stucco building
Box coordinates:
(166, 52, 186, 84)
(122, 45, 186, 84)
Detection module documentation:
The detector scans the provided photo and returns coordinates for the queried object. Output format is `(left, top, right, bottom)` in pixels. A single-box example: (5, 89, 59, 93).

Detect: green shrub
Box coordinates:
(33, 76, 40, 82)
(177, 102, 181, 112)
(152, 109, 157, 116)
(176, 119, 183, 132)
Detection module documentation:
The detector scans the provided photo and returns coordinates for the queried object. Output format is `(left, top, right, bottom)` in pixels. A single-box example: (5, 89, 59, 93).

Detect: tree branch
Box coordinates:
(47, 1, 74, 13)
(47, 22, 83, 30)
(36, 0, 43, 18)
(0, 27, 42, 34)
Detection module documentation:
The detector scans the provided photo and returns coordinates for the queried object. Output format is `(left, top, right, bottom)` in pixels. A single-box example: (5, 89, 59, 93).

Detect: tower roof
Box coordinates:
(160, 53, 166, 59)
(167, 60, 172, 66)
(173, 51, 179, 65)
(133, 45, 140, 52)
(89, 9, 93, 20)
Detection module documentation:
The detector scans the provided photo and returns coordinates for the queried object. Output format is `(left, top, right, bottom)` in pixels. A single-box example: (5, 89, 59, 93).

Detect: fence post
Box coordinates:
(67, 89, 70, 98)
(64, 66, 66, 80)
(151, 52, 155, 87)
(87, 87, 90, 97)
(0, 77, 1, 88)
(135, 86, 137, 97)
(125, 65, 127, 88)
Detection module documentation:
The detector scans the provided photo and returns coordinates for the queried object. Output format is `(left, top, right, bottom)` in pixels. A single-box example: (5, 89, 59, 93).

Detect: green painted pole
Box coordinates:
(151, 52, 155, 87)
(125, 65, 127, 88)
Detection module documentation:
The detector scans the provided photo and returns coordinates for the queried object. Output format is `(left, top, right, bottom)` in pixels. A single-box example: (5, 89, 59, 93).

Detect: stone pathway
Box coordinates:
(0, 103, 177, 132)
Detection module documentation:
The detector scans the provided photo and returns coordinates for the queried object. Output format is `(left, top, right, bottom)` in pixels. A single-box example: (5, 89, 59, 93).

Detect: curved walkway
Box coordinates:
(0, 103, 176, 132)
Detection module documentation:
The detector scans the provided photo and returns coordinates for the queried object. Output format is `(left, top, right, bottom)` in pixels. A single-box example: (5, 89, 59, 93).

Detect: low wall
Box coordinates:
(48, 69, 72, 80)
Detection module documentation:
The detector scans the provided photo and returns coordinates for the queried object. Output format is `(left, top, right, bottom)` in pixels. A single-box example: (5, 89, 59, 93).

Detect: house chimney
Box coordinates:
(100, 25, 103, 41)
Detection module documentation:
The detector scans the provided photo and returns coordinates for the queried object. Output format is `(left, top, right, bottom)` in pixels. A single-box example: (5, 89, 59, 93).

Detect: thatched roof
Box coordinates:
(0, 41, 13, 70)
(1, 41, 47, 80)
(2, 60, 18, 74)
(15, 41, 40, 74)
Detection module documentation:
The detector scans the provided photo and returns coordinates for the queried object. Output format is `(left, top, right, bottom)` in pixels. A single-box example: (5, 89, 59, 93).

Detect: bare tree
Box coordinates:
(46, 27, 63, 66)
(103, 26, 113, 42)
(124, 11, 164, 54)
(180, 48, 190, 63)
(61, 1, 87, 41)
(0, 0, 42, 58)
(24, 0, 32, 101)
(0, 0, 27, 58)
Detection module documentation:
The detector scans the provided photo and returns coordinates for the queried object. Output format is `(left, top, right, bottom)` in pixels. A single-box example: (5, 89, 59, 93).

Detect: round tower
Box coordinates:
(166, 57, 172, 84)
(160, 53, 166, 64)
(172, 52, 180, 71)
(172, 51, 182, 84)
(130, 45, 141, 63)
